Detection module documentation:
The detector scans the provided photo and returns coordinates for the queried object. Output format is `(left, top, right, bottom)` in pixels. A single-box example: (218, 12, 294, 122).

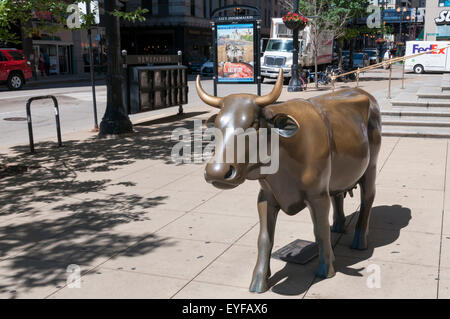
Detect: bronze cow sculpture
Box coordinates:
(196, 70, 381, 293)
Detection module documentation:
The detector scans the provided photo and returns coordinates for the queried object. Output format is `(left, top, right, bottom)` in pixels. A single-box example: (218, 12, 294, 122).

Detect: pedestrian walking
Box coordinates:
(383, 49, 391, 69)
(43, 52, 50, 76)
(38, 54, 47, 77)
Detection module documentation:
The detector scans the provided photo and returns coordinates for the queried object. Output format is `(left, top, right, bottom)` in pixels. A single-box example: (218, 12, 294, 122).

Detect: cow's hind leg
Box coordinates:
(351, 164, 376, 250)
(331, 193, 346, 233)
(308, 194, 335, 278)
(249, 190, 279, 293)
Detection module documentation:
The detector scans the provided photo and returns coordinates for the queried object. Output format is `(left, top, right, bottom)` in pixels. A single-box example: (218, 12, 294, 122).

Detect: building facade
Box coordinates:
(121, 0, 285, 64)
(424, 0, 450, 41)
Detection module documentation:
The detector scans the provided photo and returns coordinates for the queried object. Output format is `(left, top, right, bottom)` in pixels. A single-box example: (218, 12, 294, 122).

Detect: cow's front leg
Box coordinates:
(308, 194, 336, 279)
(249, 190, 279, 293)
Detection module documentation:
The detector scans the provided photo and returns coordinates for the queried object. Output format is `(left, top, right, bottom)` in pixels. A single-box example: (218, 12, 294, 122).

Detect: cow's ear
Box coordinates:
(269, 114, 299, 138)
(205, 114, 217, 128)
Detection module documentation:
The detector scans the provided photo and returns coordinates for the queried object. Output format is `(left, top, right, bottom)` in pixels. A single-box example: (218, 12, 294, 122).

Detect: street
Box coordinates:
(0, 76, 285, 148)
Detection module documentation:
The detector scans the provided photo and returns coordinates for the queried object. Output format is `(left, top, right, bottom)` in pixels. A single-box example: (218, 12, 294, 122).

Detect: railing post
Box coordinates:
(388, 63, 392, 99)
(331, 72, 335, 92)
(401, 58, 406, 89)
(356, 68, 360, 88)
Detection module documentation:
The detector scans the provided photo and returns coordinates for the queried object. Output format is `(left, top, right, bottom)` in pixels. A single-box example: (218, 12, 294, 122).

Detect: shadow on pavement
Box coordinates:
(269, 204, 412, 296)
(0, 111, 208, 298)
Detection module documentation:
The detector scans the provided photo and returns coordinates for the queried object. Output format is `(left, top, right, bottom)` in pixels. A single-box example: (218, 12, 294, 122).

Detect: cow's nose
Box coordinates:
(204, 163, 237, 184)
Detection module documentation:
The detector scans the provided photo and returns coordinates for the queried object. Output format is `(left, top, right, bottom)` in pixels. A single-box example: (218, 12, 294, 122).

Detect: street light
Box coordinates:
(396, 7, 408, 46)
(288, 0, 302, 92)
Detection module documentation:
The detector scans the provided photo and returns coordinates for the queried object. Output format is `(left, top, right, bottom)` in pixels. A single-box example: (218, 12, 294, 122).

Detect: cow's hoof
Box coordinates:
(331, 220, 346, 233)
(351, 229, 368, 250)
(249, 275, 269, 293)
(316, 263, 335, 279)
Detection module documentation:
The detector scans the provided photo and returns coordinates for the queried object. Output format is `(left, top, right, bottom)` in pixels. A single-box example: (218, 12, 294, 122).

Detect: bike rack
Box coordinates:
(26, 95, 62, 153)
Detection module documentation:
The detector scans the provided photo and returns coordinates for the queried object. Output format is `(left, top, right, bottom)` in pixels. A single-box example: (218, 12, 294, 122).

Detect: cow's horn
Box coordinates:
(255, 69, 283, 107)
(196, 75, 223, 108)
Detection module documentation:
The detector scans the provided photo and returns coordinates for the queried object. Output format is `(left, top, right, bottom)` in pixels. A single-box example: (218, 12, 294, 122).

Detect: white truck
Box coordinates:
(405, 41, 450, 74)
(260, 18, 334, 82)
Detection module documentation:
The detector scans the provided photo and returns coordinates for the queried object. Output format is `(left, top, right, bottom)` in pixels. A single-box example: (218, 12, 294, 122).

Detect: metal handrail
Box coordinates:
(330, 45, 450, 98)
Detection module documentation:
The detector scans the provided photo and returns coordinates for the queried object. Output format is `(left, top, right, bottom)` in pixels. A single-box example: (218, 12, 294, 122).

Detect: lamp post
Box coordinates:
(396, 7, 407, 47)
(288, 0, 302, 92)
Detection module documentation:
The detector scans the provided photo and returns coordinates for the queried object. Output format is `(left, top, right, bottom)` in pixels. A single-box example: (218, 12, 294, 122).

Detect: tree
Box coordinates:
(0, 0, 148, 136)
(280, 0, 367, 87)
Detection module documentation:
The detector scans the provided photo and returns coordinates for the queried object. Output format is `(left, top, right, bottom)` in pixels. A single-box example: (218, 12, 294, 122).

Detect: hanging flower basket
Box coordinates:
(283, 12, 309, 31)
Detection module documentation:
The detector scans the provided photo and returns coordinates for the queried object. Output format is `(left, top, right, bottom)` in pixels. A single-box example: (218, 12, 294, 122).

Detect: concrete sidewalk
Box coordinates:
(0, 71, 449, 299)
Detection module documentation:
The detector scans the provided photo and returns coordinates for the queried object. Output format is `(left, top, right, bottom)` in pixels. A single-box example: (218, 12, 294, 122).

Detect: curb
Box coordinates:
(26, 76, 105, 88)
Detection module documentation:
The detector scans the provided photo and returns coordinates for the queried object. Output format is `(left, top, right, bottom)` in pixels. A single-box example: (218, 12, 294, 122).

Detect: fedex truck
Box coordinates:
(260, 18, 333, 81)
(405, 41, 450, 74)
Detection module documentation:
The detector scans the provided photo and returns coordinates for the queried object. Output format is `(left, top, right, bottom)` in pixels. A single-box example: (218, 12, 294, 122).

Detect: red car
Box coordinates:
(0, 48, 33, 90)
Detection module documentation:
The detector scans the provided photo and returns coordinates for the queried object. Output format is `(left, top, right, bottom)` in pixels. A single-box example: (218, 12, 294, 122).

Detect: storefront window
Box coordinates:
(437, 25, 450, 40)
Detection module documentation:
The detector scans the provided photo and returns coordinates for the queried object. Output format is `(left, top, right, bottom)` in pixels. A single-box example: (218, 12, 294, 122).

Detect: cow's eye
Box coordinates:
(205, 114, 217, 128)
(272, 115, 299, 138)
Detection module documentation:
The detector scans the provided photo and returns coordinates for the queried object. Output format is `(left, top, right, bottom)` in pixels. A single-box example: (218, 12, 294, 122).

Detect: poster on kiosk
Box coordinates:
(216, 23, 256, 83)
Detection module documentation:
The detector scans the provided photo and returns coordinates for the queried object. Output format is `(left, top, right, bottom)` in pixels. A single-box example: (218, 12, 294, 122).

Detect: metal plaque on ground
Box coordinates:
(272, 239, 318, 265)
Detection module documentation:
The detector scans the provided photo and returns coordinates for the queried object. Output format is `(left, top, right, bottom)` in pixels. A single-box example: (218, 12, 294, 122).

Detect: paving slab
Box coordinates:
(155, 212, 257, 244)
(144, 189, 220, 212)
(362, 187, 443, 235)
(334, 228, 441, 268)
(439, 279, 450, 298)
(194, 243, 317, 297)
(305, 256, 438, 299)
(172, 280, 301, 299)
(48, 268, 188, 299)
(0, 256, 70, 299)
(439, 236, 450, 272)
(192, 191, 260, 218)
(101, 236, 229, 280)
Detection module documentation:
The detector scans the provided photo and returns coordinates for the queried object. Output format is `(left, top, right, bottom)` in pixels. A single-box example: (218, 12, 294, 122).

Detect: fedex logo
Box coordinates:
(412, 44, 446, 55)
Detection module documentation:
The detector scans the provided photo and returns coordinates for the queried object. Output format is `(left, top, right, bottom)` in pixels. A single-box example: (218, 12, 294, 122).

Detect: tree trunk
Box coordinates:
(338, 38, 343, 69)
(21, 21, 36, 80)
(314, 48, 318, 88)
(314, 29, 318, 88)
(99, 0, 133, 136)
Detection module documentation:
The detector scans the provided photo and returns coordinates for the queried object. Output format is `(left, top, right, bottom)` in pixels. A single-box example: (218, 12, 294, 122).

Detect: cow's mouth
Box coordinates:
(211, 181, 239, 190)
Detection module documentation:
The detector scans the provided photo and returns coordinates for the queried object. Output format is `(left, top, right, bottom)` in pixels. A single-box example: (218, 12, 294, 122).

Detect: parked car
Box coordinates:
(187, 61, 203, 74)
(342, 51, 370, 68)
(354, 52, 370, 68)
(363, 49, 380, 65)
(0, 48, 32, 90)
(201, 60, 214, 76)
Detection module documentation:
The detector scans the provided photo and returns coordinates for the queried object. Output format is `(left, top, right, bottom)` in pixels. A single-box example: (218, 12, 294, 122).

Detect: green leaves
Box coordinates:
(297, 0, 368, 39)
(0, 1, 150, 43)
(111, 6, 149, 23)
